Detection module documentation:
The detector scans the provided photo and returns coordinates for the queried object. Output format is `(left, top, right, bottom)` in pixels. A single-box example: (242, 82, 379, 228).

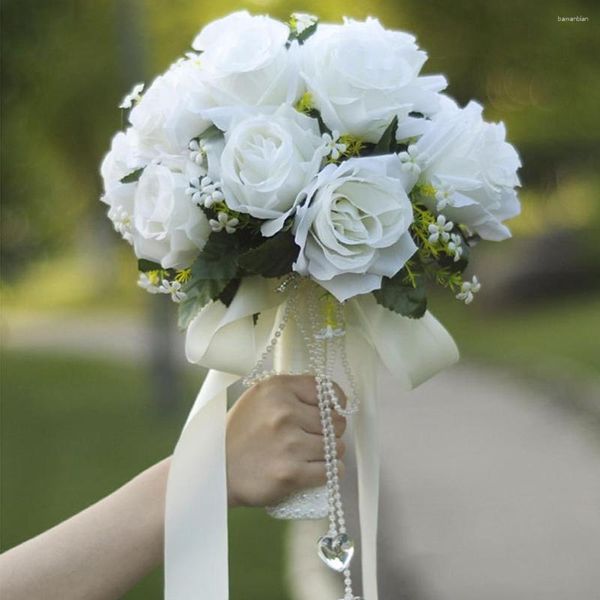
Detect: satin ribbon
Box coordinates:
(165, 276, 459, 599)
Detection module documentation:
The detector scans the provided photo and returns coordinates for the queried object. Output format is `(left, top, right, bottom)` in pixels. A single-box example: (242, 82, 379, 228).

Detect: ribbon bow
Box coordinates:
(164, 276, 458, 599)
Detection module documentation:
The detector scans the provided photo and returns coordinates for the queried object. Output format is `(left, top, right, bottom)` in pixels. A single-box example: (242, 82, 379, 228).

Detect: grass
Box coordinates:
(432, 293, 600, 377)
(0, 351, 291, 600)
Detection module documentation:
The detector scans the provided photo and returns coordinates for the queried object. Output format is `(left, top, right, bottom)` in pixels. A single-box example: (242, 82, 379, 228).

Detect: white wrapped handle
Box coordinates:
(266, 303, 329, 520)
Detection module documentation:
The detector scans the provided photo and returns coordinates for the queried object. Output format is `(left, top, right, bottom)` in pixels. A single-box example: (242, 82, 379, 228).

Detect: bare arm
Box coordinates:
(0, 375, 346, 600)
(0, 458, 170, 600)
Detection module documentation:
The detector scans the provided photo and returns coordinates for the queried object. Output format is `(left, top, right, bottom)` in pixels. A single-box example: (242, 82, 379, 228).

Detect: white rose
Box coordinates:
(213, 105, 325, 236)
(406, 97, 521, 240)
(191, 11, 300, 107)
(300, 17, 446, 143)
(129, 60, 213, 155)
(293, 156, 417, 301)
(100, 128, 145, 192)
(132, 162, 210, 269)
(100, 129, 148, 243)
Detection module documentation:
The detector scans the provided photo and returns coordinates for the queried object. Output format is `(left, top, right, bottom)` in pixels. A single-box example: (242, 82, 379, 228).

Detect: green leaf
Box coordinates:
(373, 270, 427, 319)
(371, 116, 399, 155)
(177, 278, 230, 329)
(217, 278, 240, 306)
(189, 232, 240, 281)
(237, 230, 299, 278)
(120, 168, 144, 184)
(296, 22, 318, 44)
(137, 259, 162, 272)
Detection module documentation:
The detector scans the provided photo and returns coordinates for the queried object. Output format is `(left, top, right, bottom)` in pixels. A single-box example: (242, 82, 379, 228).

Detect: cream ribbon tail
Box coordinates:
(164, 277, 459, 600)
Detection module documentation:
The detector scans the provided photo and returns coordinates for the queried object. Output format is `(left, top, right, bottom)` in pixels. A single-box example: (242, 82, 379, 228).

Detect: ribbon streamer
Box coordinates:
(165, 277, 459, 599)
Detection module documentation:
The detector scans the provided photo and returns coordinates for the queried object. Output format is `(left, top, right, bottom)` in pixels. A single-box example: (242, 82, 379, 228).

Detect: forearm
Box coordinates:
(0, 457, 171, 600)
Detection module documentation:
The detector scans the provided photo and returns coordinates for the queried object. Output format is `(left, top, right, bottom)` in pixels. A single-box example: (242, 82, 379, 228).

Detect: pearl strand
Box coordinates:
(244, 278, 361, 600)
(305, 287, 360, 600)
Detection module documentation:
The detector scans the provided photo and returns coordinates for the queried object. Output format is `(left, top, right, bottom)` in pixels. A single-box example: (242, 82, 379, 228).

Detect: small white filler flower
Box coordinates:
(209, 211, 239, 234)
(456, 276, 481, 304)
(322, 130, 347, 160)
(291, 12, 318, 34)
(428, 214, 454, 244)
(119, 83, 144, 109)
(435, 184, 455, 210)
(137, 273, 161, 294)
(397, 145, 423, 176)
(188, 138, 208, 166)
(447, 233, 463, 262)
(110, 206, 134, 244)
(158, 279, 187, 303)
(186, 176, 224, 208)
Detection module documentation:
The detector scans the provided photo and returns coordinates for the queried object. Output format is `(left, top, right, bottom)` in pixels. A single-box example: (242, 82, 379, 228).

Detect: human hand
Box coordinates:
(226, 374, 347, 508)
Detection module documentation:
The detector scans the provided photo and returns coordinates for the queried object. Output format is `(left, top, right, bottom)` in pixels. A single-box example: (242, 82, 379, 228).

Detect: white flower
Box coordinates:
(293, 155, 417, 301)
(322, 130, 347, 161)
(132, 163, 211, 269)
(291, 12, 318, 34)
(158, 279, 187, 303)
(214, 105, 325, 236)
(109, 205, 134, 244)
(119, 83, 145, 109)
(447, 233, 463, 262)
(129, 62, 213, 155)
(188, 138, 208, 166)
(191, 11, 300, 107)
(456, 276, 481, 304)
(428, 215, 454, 244)
(137, 272, 161, 294)
(397, 145, 423, 177)
(186, 176, 224, 208)
(435, 183, 455, 211)
(300, 17, 446, 143)
(100, 128, 145, 192)
(100, 130, 142, 244)
(409, 97, 521, 241)
(209, 211, 239, 234)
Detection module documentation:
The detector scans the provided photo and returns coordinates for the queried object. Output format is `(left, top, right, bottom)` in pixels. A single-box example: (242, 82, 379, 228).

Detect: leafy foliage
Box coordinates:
(177, 233, 248, 328)
(119, 168, 144, 184)
(137, 259, 162, 272)
(370, 116, 399, 155)
(373, 269, 427, 318)
(189, 232, 241, 280)
(238, 230, 299, 277)
(177, 278, 231, 329)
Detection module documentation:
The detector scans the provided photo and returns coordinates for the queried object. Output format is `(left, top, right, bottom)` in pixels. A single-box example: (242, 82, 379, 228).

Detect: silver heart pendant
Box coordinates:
(317, 533, 355, 572)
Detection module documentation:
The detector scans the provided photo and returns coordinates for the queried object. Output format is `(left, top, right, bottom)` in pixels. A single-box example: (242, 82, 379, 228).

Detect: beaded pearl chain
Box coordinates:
(244, 276, 361, 600)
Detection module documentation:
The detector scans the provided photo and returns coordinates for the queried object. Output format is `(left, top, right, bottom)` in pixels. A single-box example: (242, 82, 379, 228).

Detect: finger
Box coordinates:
(331, 411, 346, 437)
(294, 400, 346, 439)
(299, 460, 346, 488)
(286, 375, 349, 412)
(299, 434, 346, 462)
(296, 432, 326, 461)
(285, 374, 319, 406)
(295, 402, 322, 435)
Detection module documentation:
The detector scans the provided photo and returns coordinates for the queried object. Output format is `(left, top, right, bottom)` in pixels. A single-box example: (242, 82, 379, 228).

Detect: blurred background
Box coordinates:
(1, 1, 599, 598)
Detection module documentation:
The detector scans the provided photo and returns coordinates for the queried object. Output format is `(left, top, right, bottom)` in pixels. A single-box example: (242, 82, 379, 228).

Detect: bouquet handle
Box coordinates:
(266, 303, 329, 520)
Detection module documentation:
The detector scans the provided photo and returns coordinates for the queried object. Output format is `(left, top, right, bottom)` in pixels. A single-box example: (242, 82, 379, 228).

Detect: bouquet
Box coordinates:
(100, 12, 521, 600)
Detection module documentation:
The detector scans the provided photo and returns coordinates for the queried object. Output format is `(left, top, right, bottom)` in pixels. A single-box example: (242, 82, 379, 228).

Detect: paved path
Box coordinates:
(288, 366, 600, 600)
(4, 311, 600, 599)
